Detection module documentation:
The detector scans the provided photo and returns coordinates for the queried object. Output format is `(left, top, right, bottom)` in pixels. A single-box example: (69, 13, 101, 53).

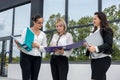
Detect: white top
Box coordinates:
(50, 32, 73, 57)
(89, 28, 111, 59)
(20, 27, 47, 57)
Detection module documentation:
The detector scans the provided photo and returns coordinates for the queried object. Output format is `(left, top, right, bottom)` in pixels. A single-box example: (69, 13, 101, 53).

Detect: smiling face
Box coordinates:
(33, 18, 44, 29)
(93, 15, 101, 28)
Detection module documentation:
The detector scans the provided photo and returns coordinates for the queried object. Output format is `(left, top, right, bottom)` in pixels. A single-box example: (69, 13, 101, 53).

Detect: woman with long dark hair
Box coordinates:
(84, 12, 113, 80)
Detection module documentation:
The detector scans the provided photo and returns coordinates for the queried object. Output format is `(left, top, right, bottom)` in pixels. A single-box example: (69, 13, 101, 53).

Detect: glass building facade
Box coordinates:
(0, 0, 120, 76)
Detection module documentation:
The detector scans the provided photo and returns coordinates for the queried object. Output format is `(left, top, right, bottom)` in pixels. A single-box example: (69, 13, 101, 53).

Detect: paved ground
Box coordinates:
(0, 77, 20, 80)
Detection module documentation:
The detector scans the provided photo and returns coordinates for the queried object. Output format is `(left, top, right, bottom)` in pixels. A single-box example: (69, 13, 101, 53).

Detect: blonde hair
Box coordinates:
(55, 18, 67, 31)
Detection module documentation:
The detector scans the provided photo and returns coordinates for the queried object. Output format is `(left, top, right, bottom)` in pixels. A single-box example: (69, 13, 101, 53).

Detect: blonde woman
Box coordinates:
(50, 18, 73, 80)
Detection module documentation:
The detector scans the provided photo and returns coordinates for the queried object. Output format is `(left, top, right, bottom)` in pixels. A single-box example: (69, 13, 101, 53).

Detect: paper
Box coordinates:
(11, 35, 22, 46)
(11, 27, 34, 51)
(85, 31, 103, 46)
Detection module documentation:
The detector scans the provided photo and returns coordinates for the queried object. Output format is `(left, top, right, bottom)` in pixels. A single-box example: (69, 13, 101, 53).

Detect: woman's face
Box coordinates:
(34, 18, 44, 29)
(93, 15, 101, 27)
(56, 22, 65, 34)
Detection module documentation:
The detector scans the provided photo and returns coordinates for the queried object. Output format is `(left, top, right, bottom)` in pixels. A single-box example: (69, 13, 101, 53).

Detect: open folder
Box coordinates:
(44, 40, 84, 53)
(11, 27, 34, 51)
(44, 46, 70, 53)
(44, 31, 104, 53)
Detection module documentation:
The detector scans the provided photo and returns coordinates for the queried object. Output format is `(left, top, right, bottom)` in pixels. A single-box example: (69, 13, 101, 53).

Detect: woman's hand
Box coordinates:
(54, 48, 64, 54)
(88, 45, 96, 53)
(32, 42, 40, 49)
(83, 42, 89, 48)
(14, 40, 20, 48)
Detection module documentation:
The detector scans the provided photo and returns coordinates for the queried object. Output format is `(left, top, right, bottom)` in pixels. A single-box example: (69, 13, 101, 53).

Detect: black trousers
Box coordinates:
(50, 55, 69, 80)
(20, 52, 42, 80)
(91, 56, 111, 80)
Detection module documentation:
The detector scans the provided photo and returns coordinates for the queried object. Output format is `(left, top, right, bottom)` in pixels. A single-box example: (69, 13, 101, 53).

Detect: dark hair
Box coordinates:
(32, 14, 42, 22)
(92, 12, 110, 33)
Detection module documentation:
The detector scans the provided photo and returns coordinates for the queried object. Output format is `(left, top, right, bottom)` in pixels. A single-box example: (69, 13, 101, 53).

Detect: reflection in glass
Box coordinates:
(0, 41, 2, 53)
(14, 3, 31, 35)
(102, 0, 120, 11)
(13, 3, 31, 58)
(69, 0, 98, 22)
(44, 0, 65, 31)
(0, 9, 13, 37)
(12, 36, 21, 58)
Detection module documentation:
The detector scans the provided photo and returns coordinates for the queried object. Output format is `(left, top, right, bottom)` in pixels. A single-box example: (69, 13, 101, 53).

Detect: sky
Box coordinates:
(0, 0, 120, 57)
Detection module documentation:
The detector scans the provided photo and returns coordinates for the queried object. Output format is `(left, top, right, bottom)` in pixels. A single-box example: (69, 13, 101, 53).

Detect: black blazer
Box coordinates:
(86, 27, 113, 56)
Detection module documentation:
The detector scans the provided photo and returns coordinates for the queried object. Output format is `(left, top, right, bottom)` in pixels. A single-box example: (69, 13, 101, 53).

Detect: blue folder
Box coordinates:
(23, 27, 34, 51)
(11, 27, 34, 51)
(44, 40, 84, 53)
(44, 46, 70, 53)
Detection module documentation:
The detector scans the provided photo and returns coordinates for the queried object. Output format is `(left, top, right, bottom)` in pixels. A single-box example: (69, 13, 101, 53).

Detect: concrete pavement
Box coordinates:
(0, 77, 20, 80)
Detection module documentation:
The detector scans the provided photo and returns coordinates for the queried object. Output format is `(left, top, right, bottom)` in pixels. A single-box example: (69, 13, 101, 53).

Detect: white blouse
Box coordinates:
(50, 32, 73, 57)
(20, 27, 47, 57)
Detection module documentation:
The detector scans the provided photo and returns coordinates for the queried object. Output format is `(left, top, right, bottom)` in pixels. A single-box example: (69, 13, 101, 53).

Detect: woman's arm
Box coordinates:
(98, 28, 113, 53)
(38, 33, 47, 52)
(62, 33, 73, 57)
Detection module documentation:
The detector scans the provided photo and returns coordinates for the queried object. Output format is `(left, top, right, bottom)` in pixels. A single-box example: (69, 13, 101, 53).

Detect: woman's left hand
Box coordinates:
(32, 42, 40, 49)
(88, 45, 96, 53)
(54, 48, 64, 54)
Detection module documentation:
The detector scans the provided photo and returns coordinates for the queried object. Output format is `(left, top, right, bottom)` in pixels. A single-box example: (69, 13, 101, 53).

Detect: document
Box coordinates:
(11, 27, 34, 51)
(84, 31, 103, 46)
(11, 35, 28, 51)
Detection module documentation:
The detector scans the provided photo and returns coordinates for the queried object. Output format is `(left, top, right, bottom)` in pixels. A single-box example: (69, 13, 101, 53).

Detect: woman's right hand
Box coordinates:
(50, 42, 56, 46)
(14, 40, 20, 48)
(83, 42, 88, 48)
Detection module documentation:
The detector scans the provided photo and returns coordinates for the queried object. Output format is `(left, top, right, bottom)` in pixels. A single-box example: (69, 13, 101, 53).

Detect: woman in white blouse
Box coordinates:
(50, 18, 73, 80)
(16, 15, 47, 80)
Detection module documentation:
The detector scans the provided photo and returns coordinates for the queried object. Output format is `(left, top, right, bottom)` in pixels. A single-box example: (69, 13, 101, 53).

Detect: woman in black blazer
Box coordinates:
(85, 12, 113, 80)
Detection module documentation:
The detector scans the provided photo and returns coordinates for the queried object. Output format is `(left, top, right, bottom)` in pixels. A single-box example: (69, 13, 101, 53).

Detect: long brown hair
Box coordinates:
(92, 12, 113, 37)
(92, 12, 110, 33)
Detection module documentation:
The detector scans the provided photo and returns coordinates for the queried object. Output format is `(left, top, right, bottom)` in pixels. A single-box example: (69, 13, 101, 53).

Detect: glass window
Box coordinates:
(13, 3, 31, 58)
(102, 0, 120, 20)
(12, 36, 21, 58)
(14, 3, 31, 35)
(0, 9, 13, 37)
(102, 0, 120, 11)
(0, 41, 2, 53)
(6, 40, 10, 53)
(43, 0, 65, 31)
(108, 21, 120, 60)
(69, 0, 98, 23)
(0, 40, 10, 58)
